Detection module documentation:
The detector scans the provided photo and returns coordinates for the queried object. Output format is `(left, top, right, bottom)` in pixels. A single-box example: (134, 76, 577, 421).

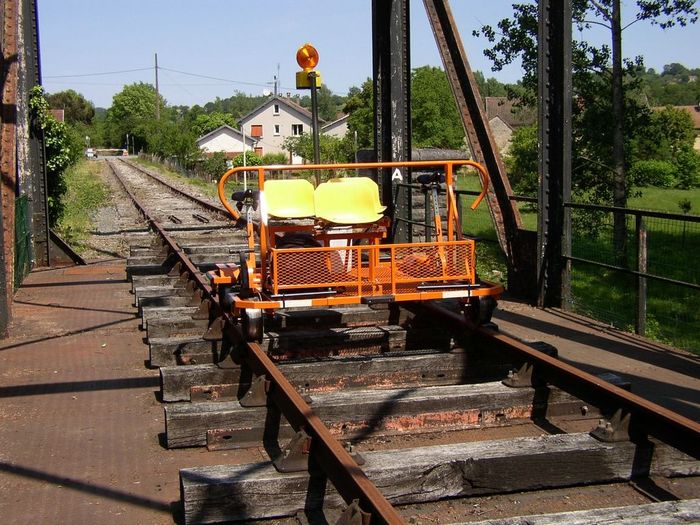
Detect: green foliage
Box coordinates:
(677, 197, 693, 214)
(674, 147, 700, 188)
(30, 86, 82, 226)
(202, 91, 269, 119)
(633, 106, 697, 161)
(411, 66, 465, 149)
(297, 85, 347, 122)
(640, 65, 700, 105)
(201, 152, 228, 180)
(504, 124, 538, 195)
(261, 152, 288, 165)
(344, 80, 374, 149)
(283, 133, 353, 164)
(190, 112, 237, 138)
(145, 119, 199, 168)
(629, 159, 678, 187)
(474, 1, 698, 209)
(56, 160, 110, 249)
(232, 152, 262, 167)
(46, 89, 95, 125)
(104, 82, 167, 150)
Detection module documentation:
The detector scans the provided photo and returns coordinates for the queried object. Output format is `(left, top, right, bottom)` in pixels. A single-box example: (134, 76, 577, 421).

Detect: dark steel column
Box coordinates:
(26, 0, 49, 266)
(372, 0, 411, 243)
(537, 0, 572, 307)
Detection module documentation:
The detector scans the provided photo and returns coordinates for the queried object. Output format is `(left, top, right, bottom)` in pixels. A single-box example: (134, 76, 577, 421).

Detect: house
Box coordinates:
(484, 97, 536, 154)
(196, 125, 259, 159)
(321, 114, 349, 138)
(238, 95, 324, 163)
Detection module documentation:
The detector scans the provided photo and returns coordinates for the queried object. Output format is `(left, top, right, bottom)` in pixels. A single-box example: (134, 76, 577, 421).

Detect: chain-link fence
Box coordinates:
(565, 204, 699, 351)
(14, 195, 32, 289)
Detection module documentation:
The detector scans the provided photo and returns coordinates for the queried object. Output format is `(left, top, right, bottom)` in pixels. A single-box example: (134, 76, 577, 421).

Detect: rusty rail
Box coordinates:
(110, 159, 699, 521)
(420, 301, 700, 460)
(117, 158, 232, 220)
(109, 160, 405, 524)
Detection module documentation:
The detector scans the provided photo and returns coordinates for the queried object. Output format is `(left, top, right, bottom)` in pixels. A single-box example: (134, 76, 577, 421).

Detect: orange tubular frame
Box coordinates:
(215, 160, 500, 311)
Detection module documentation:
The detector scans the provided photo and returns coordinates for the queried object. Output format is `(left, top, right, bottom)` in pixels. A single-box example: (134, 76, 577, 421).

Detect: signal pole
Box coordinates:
(154, 53, 160, 120)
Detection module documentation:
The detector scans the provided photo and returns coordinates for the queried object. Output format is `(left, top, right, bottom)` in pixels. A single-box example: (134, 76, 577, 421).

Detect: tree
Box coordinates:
(475, 0, 698, 260)
(411, 66, 465, 149)
(283, 133, 354, 164)
(145, 119, 199, 168)
(189, 112, 237, 138)
(104, 82, 166, 149)
(46, 89, 95, 125)
(344, 67, 470, 152)
(344, 80, 374, 149)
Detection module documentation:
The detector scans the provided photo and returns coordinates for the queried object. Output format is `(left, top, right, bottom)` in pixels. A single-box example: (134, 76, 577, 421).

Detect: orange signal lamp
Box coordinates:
(296, 43, 319, 71)
(295, 43, 322, 89)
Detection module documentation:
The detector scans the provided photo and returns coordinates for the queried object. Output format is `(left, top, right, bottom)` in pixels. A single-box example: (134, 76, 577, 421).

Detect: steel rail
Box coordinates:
(109, 160, 405, 524)
(422, 301, 700, 460)
(112, 158, 698, 518)
(117, 158, 232, 220)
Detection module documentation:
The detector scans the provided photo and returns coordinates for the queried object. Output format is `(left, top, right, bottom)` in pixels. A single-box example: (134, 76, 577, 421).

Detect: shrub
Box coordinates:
(201, 152, 228, 180)
(674, 147, 700, 189)
(629, 159, 677, 188)
(261, 152, 288, 165)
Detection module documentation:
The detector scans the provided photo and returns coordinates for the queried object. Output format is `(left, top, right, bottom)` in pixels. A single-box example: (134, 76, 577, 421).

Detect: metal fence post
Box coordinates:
(636, 214, 647, 336)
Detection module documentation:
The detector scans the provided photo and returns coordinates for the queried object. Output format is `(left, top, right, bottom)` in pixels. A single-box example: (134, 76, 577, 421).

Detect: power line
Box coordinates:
(159, 67, 272, 89)
(44, 67, 152, 78)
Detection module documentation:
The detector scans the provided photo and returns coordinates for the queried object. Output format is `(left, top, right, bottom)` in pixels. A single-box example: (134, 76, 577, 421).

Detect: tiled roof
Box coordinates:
(484, 97, 535, 129)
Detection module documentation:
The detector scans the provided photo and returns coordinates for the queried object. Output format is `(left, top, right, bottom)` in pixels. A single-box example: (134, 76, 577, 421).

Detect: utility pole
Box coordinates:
(154, 52, 160, 120)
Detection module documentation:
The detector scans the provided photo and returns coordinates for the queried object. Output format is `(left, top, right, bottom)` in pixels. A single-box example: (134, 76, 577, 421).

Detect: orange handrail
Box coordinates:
(217, 159, 490, 221)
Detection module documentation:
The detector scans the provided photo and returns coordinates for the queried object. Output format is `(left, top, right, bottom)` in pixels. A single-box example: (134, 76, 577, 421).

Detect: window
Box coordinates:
(292, 124, 303, 136)
(250, 124, 263, 138)
(274, 124, 281, 136)
(254, 146, 263, 156)
(273, 104, 280, 115)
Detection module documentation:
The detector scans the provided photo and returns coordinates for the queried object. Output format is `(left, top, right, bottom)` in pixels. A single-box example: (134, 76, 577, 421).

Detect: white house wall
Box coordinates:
(240, 98, 313, 161)
(198, 128, 252, 153)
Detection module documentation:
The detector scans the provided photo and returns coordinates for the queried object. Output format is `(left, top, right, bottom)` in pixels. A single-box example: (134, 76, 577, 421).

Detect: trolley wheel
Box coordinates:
(241, 307, 263, 342)
(464, 296, 497, 325)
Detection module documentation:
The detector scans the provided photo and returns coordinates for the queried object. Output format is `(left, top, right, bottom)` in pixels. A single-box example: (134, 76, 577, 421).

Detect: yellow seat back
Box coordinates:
(338, 177, 386, 213)
(264, 179, 315, 218)
(314, 179, 384, 224)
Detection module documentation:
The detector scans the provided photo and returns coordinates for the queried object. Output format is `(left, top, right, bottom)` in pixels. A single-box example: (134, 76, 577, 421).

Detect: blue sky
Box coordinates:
(38, 1, 700, 109)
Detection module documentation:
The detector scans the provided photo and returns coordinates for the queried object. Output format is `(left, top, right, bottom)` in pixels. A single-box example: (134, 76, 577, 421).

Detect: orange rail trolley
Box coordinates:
(212, 160, 503, 340)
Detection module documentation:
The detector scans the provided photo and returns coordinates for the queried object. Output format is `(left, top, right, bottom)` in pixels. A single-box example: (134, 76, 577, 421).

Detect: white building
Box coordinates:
(321, 114, 349, 138)
(196, 125, 259, 158)
(239, 95, 322, 163)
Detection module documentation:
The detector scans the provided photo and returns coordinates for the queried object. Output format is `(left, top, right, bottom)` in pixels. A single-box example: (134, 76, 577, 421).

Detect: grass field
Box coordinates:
(455, 182, 700, 353)
(56, 159, 110, 251)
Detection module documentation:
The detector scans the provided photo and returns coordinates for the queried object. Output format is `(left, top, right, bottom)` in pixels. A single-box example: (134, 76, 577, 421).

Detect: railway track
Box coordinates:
(109, 159, 700, 524)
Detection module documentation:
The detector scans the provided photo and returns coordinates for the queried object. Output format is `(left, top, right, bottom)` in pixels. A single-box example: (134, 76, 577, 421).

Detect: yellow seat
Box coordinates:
(264, 179, 315, 218)
(314, 179, 384, 224)
(337, 177, 386, 213)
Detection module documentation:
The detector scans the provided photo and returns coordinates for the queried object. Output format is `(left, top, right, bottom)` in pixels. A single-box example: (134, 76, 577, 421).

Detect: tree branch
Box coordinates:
(574, 18, 613, 29)
(588, 0, 612, 21)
